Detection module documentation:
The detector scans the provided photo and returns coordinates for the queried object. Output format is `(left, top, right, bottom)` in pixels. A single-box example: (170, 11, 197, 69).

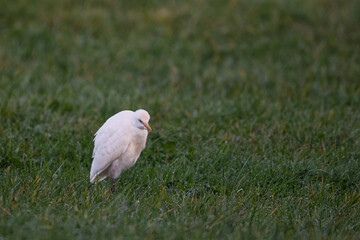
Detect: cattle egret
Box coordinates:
(90, 109, 152, 192)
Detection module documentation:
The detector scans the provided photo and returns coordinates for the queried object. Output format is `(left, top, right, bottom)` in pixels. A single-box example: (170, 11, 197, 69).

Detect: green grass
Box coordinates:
(1, 0, 360, 239)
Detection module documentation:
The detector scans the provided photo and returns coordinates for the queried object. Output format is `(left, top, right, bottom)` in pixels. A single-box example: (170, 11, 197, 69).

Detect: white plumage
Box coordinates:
(90, 109, 152, 187)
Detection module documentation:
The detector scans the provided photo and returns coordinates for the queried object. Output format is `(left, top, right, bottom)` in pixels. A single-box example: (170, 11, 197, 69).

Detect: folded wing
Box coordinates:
(90, 114, 131, 183)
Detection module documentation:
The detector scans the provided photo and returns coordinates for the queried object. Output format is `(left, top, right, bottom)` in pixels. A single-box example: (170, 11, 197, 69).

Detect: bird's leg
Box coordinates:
(110, 177, 115, 193)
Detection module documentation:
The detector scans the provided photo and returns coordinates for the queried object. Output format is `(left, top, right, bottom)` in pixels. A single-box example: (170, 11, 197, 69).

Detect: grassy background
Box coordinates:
(1, 0, 360, 239)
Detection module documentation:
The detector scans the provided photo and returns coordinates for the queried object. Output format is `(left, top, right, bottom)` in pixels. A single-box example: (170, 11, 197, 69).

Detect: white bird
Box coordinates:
(90, 109, 152, 191)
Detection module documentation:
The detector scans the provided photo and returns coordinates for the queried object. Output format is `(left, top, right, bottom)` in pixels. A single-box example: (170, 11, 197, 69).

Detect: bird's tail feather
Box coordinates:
(90, 168, 108, 183)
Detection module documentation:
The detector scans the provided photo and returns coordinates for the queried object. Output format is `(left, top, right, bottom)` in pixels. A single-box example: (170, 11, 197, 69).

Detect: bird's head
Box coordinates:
(134, 109, 152, 132)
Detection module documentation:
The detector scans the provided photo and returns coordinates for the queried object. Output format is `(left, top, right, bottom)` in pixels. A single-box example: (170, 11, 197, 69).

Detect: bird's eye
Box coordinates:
(139, 119, 142, 123)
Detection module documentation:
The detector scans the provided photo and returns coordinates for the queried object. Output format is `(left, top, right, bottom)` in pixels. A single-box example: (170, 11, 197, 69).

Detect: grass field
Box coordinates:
(1, 0, 360, 239)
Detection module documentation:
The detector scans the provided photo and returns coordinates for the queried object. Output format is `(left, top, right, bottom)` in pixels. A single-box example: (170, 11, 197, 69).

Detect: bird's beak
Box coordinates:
(143, 122, 152, 132)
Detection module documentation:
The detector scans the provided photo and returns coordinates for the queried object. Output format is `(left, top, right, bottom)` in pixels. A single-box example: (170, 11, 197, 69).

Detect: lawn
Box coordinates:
(1, 0, 360, 239)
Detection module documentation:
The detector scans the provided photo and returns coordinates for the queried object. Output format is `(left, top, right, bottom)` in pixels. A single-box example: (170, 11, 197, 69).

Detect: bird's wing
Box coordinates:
(90, 115, 132, 183)
(92, 111, 131, 157)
